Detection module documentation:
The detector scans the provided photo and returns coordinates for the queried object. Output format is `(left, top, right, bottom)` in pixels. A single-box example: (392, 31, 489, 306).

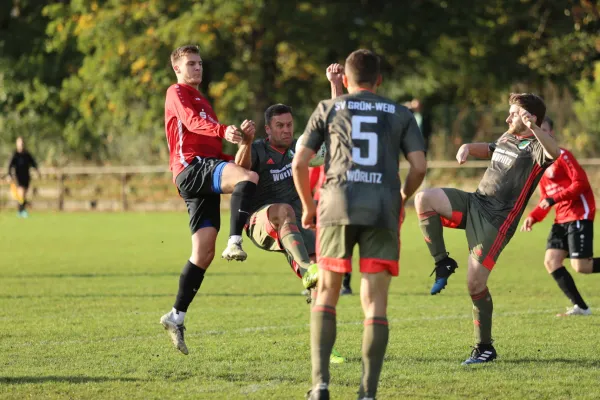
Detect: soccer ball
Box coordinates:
(296, 135, 326, 167)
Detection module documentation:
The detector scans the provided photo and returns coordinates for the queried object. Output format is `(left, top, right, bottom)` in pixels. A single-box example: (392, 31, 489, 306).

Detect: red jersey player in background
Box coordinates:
(521, 116, 600, 316)
(160, 45, 259, 355)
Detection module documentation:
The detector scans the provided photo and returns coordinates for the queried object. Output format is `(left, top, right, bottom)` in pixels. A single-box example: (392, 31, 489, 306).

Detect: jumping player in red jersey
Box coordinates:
(521, 117, 600, 316)
(415, 93, 560, 365)
(160, 45, 259, 355)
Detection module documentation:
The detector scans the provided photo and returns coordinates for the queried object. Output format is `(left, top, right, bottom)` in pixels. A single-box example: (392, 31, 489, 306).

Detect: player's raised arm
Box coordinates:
(326, 63, 344, 98)
(456, 143, 495, 164)
(520, 109, 560, 160)
(166, 86, 244, 145)
(166, 86, 226, 138)
(234, 120, 256, 170)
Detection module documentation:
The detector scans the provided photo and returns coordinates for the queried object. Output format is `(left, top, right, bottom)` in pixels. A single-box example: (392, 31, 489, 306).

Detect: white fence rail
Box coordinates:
(4, 160, 600, 212)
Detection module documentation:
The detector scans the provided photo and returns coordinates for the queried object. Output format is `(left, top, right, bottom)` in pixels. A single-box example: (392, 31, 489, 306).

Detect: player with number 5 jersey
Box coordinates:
(293, 49, 427, 400)
(300, 82, 425, 233)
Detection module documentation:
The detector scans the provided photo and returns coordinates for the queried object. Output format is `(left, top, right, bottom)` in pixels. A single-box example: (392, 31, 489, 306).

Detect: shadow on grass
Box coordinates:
(500, 358, 600, 367)
(407, 356, 600, 368)
(0, 292, 307, 299)
(0, 376, 144, 384)
(0, 271, 286, 279)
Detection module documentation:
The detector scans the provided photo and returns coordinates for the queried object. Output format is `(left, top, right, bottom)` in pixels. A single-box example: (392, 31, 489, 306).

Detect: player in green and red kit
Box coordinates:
(294, 50, 427, 400)
(415, 93, 560, 365)
(235, 103, 320, 292)
(159, 45, 259, 355)
(521, 117, 600, 317)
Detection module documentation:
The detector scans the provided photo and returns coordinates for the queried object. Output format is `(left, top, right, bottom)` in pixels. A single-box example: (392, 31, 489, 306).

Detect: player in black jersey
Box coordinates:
(235, 73, 347, 364)
(235, 103, 319, 291)
(7, 137, 40, 218)
(415, 93, 560, 365)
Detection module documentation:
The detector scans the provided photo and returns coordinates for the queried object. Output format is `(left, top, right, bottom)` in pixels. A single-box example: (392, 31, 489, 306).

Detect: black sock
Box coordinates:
(551, 266, 588, 310)
(343, 273, 351, 289)
(593, 258, 600, 274)
(18, 203, 24, 212)
(173, 261, 206, 313)
(229, 181, 257, 236)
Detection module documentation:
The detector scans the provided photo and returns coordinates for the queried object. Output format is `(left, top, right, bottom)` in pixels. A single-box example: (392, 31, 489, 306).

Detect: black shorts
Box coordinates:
(546, 220, 594, 259)
(176, 157, 228, 234)
(16, 175, 30, 190)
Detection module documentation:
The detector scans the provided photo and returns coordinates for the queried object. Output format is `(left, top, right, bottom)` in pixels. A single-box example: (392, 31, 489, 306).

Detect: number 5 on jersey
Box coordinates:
(352, 115, 378, 166)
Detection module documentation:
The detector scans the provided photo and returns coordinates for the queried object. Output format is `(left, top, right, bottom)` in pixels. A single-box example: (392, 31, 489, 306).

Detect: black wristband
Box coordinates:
(545, 197, 556, 206)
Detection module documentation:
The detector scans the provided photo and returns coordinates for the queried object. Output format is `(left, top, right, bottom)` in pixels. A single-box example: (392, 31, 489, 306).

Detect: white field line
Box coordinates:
(3, 308, 556, 349)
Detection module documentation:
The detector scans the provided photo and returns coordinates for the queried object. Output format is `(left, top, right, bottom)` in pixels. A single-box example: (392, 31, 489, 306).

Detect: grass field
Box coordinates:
(1, 210, 599, 399)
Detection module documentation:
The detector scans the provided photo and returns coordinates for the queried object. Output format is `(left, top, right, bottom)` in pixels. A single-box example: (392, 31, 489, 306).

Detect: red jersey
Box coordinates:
(164, 83, 232, 181)
(309, 165, 325, 201)
(528, 148, 595, 224)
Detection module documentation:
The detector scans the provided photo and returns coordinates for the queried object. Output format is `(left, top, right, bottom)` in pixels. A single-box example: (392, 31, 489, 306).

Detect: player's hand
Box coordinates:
(520, 217, 535, 232)
(326, 63, 344, 85)
(240, 120, 255, 144)
(519, 108, 537, 131)
(400, 206, 406, 226)
(301, 203, 317, 230)
(456, 144, 470, 165)
(540, 197, 555, 210)
(225, 125, 244, 144)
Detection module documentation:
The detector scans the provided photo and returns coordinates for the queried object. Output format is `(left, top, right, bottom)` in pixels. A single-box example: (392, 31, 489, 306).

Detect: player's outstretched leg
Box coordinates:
(270, 203, 319, 289)
(219, 163, 259, 261)
(462, 257, 497, 365)
(160, 227, 216, 355)
(415, 189, 458, 294)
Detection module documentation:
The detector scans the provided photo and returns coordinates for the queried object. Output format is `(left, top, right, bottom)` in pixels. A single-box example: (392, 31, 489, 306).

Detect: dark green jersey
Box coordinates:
(474, 133, 554, 234)
(249, 138, 302, 219)
(302, 90, 425, 230)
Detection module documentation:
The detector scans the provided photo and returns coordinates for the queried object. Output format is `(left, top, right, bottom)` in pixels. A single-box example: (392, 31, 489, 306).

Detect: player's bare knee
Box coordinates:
(544, 255, 562, 273)
(414, 191, 428, 212)
(267, 204, 293, 227)
(360, 292, 387, 317)
(571, 259, 592, 274)
(279, 203, 296, 220)
(244, 170, 259, 184)
(467, 277, 486, 295)
(191, 249, 215, 269)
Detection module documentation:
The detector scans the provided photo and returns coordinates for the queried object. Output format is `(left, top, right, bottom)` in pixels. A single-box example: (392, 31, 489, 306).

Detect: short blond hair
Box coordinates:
(170, 45, 200, 66)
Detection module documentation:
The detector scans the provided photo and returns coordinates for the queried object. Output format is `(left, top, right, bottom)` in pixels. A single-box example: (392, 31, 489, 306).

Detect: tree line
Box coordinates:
(0, 0, 599, 166)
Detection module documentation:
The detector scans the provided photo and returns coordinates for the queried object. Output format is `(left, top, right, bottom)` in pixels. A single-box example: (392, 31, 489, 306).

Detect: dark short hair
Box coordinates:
(171, 45, 200, 65)
(509, 93, 546, 127)
(264, 104, 293, 126)
(344, 49, 380, 86)
(543, 116, 554, 130)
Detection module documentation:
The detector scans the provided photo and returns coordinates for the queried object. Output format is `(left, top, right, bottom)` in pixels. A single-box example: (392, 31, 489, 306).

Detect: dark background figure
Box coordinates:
(7, 136, 40, 218)
(409, 99, 433, 154)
